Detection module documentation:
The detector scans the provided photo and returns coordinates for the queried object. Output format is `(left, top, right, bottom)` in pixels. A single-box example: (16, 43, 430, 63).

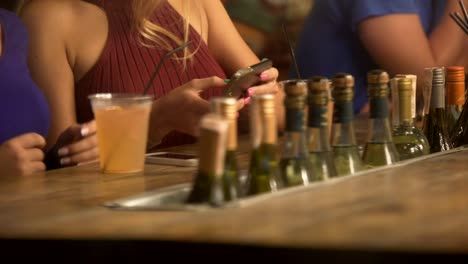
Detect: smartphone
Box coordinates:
(145, 152, 198, 167)
(223, 58, 273, 99)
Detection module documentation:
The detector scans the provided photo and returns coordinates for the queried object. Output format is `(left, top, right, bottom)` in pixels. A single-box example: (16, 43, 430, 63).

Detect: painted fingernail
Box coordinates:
(224, 79, 231, 83)
(244, 97, 251, 105)
(58, 148, 69, 156)
(60, 157, 71, 165)
(247, 89, 255, 96)
(81, 126, 89, 137)
(260, 73, 269, 81)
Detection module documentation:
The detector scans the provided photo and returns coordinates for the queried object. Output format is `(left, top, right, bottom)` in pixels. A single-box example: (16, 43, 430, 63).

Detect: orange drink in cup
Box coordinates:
(89, 94, 153, 173)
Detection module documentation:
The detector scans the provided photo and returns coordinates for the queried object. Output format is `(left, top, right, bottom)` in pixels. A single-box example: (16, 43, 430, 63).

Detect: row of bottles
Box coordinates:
(187, 67, 467, 206)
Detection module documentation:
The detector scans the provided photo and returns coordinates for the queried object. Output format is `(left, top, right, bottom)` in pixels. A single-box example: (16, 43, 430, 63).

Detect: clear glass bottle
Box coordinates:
(211, 97, 240, 201)
(245, 94, 282, 195)
(186, 114, 228, 206)
(279, 80, 314, 187)
(306, 77, 337, 180)
(331, 73, 365, 176)
(362, 70, 399, 167)
(392, 77, 430, 160)
(446, 66, 466, 134)
(422, 67, 453, 153)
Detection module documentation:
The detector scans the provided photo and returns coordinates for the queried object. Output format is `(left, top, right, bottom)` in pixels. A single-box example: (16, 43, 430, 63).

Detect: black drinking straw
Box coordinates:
(450, 12, 468, 35)
(143, 40, 193, 95)
(459, 0, 468, 26)
(282, 24, 302, 80)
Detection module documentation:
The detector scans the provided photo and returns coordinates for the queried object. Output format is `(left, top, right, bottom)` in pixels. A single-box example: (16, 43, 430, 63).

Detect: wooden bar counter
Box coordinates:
(1, 133, 468, 262)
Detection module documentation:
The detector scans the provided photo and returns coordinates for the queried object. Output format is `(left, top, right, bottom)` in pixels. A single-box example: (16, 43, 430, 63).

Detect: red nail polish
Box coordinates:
(244, 97, 251, 105)
(260, 73, 268, 80)
(248, 89, 255, 96)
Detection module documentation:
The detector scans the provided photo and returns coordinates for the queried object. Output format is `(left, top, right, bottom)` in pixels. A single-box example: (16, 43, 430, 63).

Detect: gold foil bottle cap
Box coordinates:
(367, 69, 390, 84)
(282, 79, 308, 97)
(198, 113, 228, 177)
(210, 97, 238, 150)
(308, 76, 330, 106)
(397, 77, 412, 92)
(257, 94, 276, 115)
(255, 94, 277, 145)
(333, 73, 355, 88)
(332, 73, 354, 102)
(210, 97, 237, 120)
(397, 77, 412, 122)
(367, 69, 390, 97)
(281, 80, 308, 109)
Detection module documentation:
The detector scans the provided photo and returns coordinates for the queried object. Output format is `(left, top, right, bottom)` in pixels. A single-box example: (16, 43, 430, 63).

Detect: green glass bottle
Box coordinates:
(279, 80, 314, 187)
(331, 73, 365, 176)
(450, 75, 468, 147)
(446, 67, 465, 134)
(186, 114, 228, 206)
(391, 77, 430, 160)
(306, 77, 337, 180)
(362, 70, 399, 167)
(246, 94, 282, 195)
(211, 97, 240, 201)
(422, 67, 453, 153)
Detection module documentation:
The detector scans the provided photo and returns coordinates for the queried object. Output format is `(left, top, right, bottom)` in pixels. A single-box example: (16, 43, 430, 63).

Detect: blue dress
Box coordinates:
(0, 8, 50, 144)
(292, 0, 447, 113)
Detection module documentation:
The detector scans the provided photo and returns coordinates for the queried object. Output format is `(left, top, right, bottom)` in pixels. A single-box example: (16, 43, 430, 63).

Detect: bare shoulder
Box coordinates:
(20, 0, 78, 31)
(20, 0, 104, 36)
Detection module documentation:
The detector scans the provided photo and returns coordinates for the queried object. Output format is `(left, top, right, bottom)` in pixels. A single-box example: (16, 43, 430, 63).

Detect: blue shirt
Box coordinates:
(0, 9, 50, 144)
(292, 0, 447, 113)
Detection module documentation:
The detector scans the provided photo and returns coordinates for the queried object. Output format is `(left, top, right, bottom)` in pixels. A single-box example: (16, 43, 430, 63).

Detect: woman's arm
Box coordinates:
(201, 0, 285, 131)
(358, 0, 467, 90)
(20, 1, 78, 147)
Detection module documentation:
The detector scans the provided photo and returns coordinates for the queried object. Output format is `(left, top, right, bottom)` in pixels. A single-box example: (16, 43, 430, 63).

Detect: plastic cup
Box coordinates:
(89, 94, 153, 174)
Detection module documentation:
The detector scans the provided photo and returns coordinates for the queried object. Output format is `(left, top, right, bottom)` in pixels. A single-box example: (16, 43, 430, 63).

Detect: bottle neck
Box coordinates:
(333, 101, 354, 124)
(227, 118, 237, 151)
(368, 97, 393, 143)
(332, 122, 358, 146)
(307, 126, 331, 152)
(331, 101, 357, 146)
(398, 91, 414, 126)
(262, 113, 277, 145)
(446, 81, 466, 107)
(250, 101, 262, 148)
(307, 104, 328, 128)
(285, 108, 305, 132)
(198, 128, 226, 177)
(431, 83, 445, 109)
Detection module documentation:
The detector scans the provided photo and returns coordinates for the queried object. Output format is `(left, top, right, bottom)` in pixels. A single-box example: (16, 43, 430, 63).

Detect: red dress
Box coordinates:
(75, 0, 226, 148)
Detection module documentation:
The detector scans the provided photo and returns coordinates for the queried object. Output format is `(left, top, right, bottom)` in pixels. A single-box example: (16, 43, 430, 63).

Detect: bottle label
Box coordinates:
(370, 97, 389, 119)
(308, 105, 328, 128)
(286, 109, 305, 132)
(333, 102, 354, 123)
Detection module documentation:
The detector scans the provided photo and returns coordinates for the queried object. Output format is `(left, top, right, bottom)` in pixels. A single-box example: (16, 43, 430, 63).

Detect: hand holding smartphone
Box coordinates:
(223, 58, 273, 99)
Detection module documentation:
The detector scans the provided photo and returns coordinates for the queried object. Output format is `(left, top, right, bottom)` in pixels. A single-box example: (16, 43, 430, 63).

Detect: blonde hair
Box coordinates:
(132, 0, 197, 63)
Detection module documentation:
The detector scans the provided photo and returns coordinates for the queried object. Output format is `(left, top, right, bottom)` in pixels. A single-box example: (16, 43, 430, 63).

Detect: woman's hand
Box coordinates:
(0, 133, 46, 176)
(150, 76, 228, 141)
(244, 67, 280, 104)
(46, 121, 98, 168)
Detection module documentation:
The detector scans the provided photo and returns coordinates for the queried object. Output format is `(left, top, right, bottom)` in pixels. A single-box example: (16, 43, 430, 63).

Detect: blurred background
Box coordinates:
(223, 0, 314, 80)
